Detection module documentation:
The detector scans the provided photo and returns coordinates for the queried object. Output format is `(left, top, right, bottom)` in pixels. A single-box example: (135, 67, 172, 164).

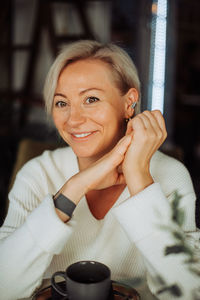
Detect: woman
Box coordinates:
(0, 40, 199, 300)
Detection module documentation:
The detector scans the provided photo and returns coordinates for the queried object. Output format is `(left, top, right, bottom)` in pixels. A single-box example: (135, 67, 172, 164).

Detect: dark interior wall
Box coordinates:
(0, 0, 200, 226)
(0, 0, 148, 225)
(174, 0, 200, 197)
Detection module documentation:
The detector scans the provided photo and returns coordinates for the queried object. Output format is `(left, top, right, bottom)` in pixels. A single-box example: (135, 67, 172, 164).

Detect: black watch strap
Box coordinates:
(53, 193, 76, 218)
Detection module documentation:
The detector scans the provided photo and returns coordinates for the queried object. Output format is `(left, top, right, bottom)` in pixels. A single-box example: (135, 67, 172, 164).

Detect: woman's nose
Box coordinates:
(67, 105, 86, 126)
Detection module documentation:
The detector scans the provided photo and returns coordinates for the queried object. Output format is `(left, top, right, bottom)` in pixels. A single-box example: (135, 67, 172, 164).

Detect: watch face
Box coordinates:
(54, 193, 76, 218)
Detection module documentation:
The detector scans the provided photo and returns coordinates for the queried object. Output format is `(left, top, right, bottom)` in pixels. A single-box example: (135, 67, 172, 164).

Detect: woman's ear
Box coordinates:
(124, 88, 139, 119)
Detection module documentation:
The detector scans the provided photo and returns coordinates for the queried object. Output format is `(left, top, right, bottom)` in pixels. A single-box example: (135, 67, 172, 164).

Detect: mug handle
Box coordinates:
(51, 271, 68, 297)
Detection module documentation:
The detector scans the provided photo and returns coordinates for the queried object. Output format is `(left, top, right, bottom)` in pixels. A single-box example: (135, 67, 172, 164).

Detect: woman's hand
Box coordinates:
(55, 110, 167, 222)
(60, 134, 132, 205)
(123, 110, 167, 195)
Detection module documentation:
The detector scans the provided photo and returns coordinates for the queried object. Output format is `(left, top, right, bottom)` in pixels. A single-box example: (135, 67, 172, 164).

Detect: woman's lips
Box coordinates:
(71, 131, 97, 140)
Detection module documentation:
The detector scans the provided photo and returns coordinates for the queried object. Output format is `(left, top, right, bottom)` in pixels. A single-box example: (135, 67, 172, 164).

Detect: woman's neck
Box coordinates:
(86, 184, 126, 219)
(77, 149, 111, 171)
(78, 156, 98, 171)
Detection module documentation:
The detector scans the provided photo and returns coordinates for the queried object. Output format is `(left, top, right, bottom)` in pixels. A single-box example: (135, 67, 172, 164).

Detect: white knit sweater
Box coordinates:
(0, 147, 199, 300)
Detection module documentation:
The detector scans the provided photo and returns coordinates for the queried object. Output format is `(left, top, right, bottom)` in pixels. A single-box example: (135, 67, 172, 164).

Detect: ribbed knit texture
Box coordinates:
(0, 147, 199, 300)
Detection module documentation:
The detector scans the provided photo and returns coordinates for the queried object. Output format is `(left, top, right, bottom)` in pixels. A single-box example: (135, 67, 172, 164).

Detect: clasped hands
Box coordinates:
(61, 110, 167, 205)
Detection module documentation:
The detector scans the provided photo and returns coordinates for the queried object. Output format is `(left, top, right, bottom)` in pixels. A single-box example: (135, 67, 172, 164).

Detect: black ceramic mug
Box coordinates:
(51, 260, 112, 300)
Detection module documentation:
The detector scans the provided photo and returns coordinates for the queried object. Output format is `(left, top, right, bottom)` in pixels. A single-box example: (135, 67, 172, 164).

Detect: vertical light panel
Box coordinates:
(150, 0, 168, 113)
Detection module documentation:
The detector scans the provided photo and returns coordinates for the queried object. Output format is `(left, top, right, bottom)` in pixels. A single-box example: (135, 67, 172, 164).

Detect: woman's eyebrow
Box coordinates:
(79, 87, 104, 95)
(54, 92, 67, 98)
(54, 88, 103, 98)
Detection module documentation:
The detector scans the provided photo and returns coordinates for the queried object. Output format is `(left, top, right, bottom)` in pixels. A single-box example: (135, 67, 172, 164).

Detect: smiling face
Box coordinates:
(52, 59, 130, 164)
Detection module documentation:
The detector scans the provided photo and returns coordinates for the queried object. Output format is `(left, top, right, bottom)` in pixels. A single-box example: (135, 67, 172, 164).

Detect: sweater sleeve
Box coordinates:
(0, 159, 75, 300)
(112, 160, 200, 299)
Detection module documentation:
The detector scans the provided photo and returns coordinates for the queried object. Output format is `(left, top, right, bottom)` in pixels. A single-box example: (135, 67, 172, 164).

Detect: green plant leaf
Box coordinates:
(172, 230, 185, 241)
(171, 191, 182, 210)
(165, 244, 194, 257)
(188, 266, 200, 277)
(158, 224, 175, 232)
(165, 245, 187, 255)
(157, 284, 182, 297)
(176, 209, 185, 227)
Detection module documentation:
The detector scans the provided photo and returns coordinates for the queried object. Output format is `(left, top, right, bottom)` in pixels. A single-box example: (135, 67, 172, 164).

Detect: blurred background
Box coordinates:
(0, 0, 200, 226)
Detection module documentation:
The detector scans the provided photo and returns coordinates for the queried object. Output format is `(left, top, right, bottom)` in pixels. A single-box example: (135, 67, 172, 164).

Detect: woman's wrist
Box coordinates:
(54, 175, 87, 222)
(61, 175, 88, 203)
(125, 170, 154, 196)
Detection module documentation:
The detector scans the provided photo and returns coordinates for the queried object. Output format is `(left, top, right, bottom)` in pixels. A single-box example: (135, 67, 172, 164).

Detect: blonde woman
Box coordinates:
(0, 40, 199, 300)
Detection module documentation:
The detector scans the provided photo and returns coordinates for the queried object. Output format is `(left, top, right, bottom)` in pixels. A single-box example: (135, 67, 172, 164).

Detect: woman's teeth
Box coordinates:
(73, 132, 92, 138)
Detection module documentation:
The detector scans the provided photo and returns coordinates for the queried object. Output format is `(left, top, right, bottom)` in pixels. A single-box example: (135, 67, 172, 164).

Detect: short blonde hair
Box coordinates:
(44, 40, 141, 115)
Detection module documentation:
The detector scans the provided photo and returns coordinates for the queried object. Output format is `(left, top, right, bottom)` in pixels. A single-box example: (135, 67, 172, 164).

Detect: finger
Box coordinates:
(151, 110, 167, 137)
(142, 110, 164, 136)
(126, 119, 133, 135)
(126, 115, 146, 135)
(102, 134, 132, 170)
(150, 110, 167, 144)
(138, 111, 157, 131)
(94, 135, 132, 175)
(115, 173, 126, 185)
(133, 111, 166, 150)
(117, 163, 123, 173)
(114, 134, 132, 156)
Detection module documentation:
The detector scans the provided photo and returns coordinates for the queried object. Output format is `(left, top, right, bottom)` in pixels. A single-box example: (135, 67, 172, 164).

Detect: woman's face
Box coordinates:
(52, 59, 130, 161)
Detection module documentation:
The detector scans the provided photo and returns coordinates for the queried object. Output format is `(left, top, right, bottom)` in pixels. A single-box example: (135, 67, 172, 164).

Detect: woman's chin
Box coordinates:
(71, 146, 108, 162)
(71, 147, 97, 158)
(74, 151, 101, 161)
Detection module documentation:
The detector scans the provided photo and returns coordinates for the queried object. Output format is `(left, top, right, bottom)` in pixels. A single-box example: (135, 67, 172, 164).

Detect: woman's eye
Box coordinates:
(55, 101, 67, 108)
(85, 97, 100, 104)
